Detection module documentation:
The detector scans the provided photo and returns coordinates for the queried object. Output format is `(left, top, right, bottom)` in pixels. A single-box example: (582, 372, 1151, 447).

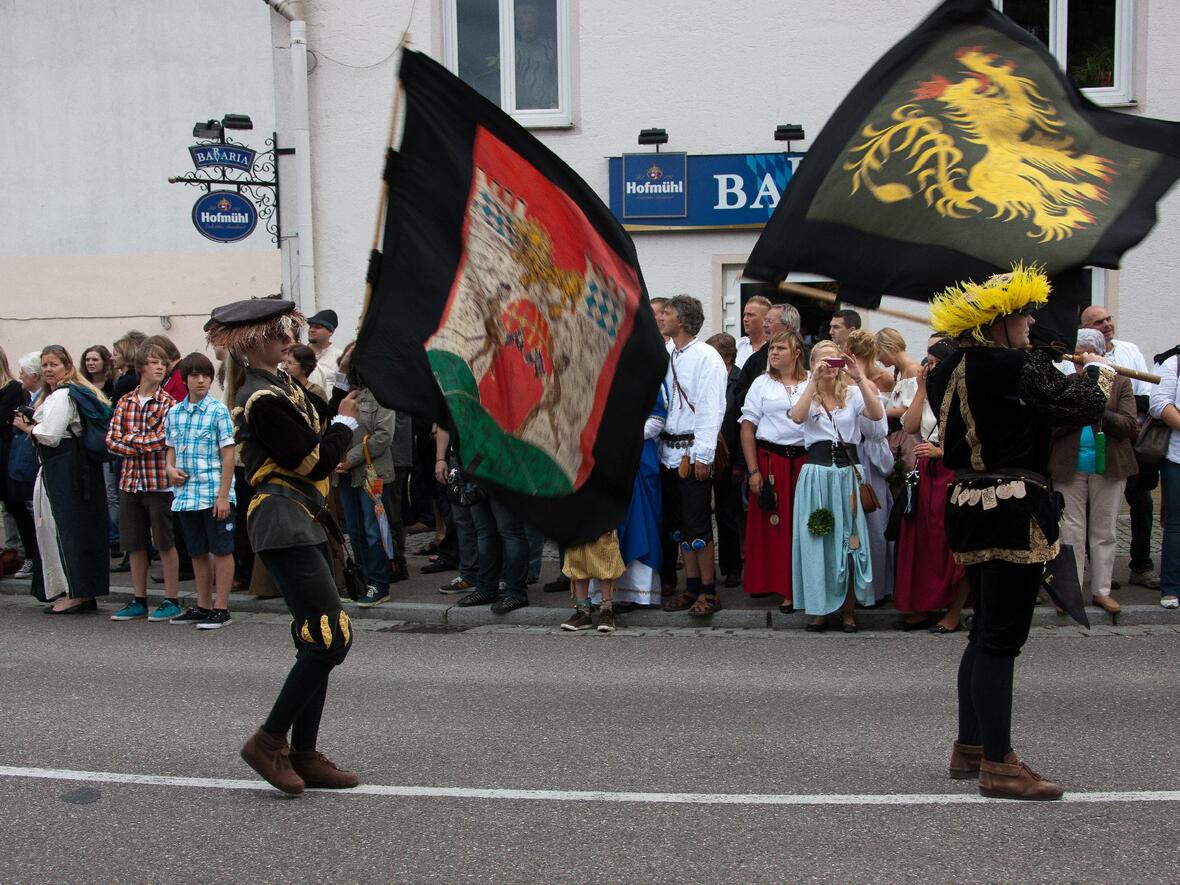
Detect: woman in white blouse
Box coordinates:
(739, 329, 808, 612)
(11, 346, 111, 613)
(788, 339, 884, 632)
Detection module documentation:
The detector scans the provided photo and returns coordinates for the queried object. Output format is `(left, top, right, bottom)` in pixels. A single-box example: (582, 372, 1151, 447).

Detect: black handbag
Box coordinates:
(1134, 417, 1170, 466)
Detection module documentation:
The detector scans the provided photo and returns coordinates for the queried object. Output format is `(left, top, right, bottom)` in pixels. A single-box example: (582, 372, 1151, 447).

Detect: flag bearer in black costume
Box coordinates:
(926, 266, 1113, 801)
(205, 299, 362, 795)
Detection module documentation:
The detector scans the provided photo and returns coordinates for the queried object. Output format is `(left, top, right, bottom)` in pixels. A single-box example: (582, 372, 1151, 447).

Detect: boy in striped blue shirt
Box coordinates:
(165, 353, 237, 629)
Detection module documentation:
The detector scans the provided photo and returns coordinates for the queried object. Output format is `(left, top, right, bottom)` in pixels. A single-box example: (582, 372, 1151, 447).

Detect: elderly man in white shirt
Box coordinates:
(1080, 305, 1159, 589)
(656, 294, 728, 616)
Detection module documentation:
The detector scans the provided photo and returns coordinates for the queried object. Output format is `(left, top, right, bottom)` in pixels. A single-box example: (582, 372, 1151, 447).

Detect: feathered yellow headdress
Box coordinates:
(929, 263, 1051, 342)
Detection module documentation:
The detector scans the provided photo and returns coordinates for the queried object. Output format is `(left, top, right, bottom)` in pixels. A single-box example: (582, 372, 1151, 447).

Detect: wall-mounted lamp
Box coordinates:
(637, 128, 669, 152)
(774, 123, 806, 151)
(192, 114, 254, 142)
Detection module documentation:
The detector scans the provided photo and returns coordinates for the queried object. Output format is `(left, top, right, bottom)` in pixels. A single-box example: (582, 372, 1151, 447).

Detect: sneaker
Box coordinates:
(1129, 569, 1162, 590)
(170, 607, 209, 625)
(196, 609, 232, 630)
(439, 576, 474, 595)
(110, 599, 149, 621)
(356, 586, 390, 607)
(149, 600, 184, 622)
(1161, 595, 1179, 610)
(596, 608, 617, 633)
(561, 608, 594, 631)
(13, 561, 33, 580)
(456, 587, 499, 607)
(491, 594, 529, 615)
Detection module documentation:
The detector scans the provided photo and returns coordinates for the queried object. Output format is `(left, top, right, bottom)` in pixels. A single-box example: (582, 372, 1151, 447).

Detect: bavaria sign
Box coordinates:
(191, 191, 258, 243)
(189, 144, 257, 172)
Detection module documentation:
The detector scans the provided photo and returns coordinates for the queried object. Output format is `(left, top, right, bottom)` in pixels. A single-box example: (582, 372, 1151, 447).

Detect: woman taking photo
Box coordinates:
(740, 329, 808, 611)
(894, 336, 969, 633)
(81, 345, 116, 398)
(11, 346, 111, 612)
(877, 328, 922, 473)
(789, 339, 884, 632)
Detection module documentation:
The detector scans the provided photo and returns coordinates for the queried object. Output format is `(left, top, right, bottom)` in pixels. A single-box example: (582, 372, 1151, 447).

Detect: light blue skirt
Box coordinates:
(791, 463, 874, 615)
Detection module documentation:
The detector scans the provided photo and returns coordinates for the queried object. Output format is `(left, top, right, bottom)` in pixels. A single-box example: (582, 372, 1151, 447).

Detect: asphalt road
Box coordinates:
(1, 595, 1178, 884)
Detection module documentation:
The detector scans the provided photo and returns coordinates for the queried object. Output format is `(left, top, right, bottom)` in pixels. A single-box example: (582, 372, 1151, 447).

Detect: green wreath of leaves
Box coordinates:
(807, 507, 835, 537)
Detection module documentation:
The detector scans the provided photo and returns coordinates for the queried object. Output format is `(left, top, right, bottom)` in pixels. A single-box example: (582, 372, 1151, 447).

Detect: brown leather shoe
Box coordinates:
(290, 751, 360, 789)
(948, 741, 983, 779)
(978, 752, 1063, 800)
(241, 729, 305, 795)
(1092, 594, 1121, 614)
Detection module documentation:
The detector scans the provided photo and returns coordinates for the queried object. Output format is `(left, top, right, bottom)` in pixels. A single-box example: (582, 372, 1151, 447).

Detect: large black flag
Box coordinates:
(354, 50, 667, 545)
(745, 0, 1180, 306)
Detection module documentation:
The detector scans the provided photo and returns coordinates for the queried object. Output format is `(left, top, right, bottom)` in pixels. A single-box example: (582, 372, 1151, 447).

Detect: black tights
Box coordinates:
(955, 560, 1042, 763)
(257, 543, 351, 752)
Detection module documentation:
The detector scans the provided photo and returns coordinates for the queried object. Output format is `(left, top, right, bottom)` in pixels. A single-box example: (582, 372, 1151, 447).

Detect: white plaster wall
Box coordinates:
(290, 0, 1177, 359)
(0, 0, 279, 360)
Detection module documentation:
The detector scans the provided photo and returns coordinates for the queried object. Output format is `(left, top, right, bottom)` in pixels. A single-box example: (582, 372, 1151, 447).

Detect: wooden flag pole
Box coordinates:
(778, 282, 1161, 383)
(358, 38, 409, 324)
(777, 281, 932, 326)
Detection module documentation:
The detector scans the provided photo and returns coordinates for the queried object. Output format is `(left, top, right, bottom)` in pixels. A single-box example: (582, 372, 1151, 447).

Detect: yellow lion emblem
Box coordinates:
(844, 47, 1116, 243)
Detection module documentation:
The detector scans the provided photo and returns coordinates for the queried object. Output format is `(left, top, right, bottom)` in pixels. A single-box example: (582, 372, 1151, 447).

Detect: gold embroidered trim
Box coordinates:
(952, 520, 1058, 565)
(1094, 364, 1116, 398)
(320, 614, 333, 648)
(339, 611, 352, 646)
(299, 620, 314, 644)
(955, 362, 985, 471)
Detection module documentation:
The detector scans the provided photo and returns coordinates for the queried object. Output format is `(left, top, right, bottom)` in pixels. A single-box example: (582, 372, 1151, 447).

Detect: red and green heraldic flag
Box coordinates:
(355, 50, 667, 545)
(745, 0, 1180, 305)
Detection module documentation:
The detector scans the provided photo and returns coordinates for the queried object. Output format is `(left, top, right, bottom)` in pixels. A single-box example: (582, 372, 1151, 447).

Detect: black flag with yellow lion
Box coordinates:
(745, 0, 1180, 306)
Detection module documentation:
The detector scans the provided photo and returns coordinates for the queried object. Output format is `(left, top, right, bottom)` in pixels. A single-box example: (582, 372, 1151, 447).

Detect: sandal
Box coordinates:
(688, 594, 722, 616)
(929, 622, 960, 634)
(661, 592, 695, 612)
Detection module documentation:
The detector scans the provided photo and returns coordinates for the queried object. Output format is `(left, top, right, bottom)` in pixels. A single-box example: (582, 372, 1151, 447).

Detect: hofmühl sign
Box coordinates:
(608, 152, 805, 231)
(191, 191, 258, 243)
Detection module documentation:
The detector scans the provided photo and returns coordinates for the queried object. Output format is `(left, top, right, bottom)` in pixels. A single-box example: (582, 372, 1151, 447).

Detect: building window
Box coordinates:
(443, 0, 572, 127)
(996, 0, 1134, 105)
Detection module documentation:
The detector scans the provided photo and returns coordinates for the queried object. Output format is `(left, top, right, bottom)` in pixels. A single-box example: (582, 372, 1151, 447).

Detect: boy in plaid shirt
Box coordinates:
(165, 353, 237, 629)
(106, 342, 180, 621)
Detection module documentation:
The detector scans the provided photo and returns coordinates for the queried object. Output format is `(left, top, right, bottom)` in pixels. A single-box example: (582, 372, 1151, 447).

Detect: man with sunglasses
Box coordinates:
(1080, 305, 1159, 591)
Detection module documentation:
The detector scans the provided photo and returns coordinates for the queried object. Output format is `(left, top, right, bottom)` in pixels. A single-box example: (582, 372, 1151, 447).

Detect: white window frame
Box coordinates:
(441, 0, 573, 128)
(994, 0, 1135, 105)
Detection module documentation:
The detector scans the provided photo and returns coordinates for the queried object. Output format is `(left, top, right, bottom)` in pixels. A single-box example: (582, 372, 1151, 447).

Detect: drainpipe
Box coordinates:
(263, 0, 317, 315)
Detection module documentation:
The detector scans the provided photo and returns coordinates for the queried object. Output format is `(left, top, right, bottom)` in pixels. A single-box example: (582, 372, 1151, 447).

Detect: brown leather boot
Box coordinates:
(290, 751, 360, 789)
(241, 729, 305, 795)
(948, 741, 983, 779)
(978, 752, 1064, 800)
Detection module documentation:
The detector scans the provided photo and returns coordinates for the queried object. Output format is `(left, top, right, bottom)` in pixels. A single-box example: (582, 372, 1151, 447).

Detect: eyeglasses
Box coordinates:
(1084, 316, 1113, 325)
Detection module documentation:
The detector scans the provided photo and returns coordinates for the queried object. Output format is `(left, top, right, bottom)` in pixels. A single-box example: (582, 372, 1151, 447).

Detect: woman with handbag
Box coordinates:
(894, 336, 969, 633)
(740, 329, 808, 612)
(207, 298, 362, 795)
(788, 339, 884, 632)
(877, 328, 922, 475)
(1050, 330, 1139, 615)
(1148, 344, 1180, 610)
(846, 330, 895, 605)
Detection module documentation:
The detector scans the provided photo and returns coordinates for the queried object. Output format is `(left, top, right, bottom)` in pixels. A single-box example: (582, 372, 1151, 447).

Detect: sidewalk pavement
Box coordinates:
(2, 517, 1173, 630)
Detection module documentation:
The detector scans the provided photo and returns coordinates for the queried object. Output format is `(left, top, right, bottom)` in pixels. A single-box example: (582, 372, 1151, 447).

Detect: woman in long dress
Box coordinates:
(740, 329, 807, 612)
(789, 340, 884, 632)
(11, 346, 111, 613)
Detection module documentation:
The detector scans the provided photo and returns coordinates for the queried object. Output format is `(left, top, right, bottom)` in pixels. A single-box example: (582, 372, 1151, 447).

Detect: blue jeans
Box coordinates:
(453, 501, 479, 584)
(470, 496, 528, 601)
(1159, 459, 1180, 597)
(525, 523, 544, 583)
(338, 482, 392, 593)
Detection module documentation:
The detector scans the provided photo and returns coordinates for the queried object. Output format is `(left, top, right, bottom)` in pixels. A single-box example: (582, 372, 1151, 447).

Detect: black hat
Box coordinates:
(204, 298, 298, 332)
(307, 309, 338, 332)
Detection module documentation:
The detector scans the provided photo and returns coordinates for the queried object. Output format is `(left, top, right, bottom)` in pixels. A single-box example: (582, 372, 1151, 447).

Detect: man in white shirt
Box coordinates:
(1080, 305, 1159, 588)
(306, 309, 344, 392)
(656, 294, 728, 615)
(735, 295, 772, 369)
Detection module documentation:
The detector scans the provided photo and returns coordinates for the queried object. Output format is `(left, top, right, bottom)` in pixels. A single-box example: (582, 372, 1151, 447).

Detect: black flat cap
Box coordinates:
(204, 298, 298, 331)
(306, 308, 338, 331)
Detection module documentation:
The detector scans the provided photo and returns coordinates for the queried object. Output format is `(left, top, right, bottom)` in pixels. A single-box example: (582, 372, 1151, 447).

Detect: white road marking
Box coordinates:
(2, 765, 1179, 806)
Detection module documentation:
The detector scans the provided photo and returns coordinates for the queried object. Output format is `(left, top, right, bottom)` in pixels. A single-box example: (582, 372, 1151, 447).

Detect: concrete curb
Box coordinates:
(5, 578, 1177, 630)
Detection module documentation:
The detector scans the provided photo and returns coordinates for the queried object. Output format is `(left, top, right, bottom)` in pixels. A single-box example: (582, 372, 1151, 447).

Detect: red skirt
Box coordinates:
(743, 448, 805, 601)
(894, 456, 966, 612)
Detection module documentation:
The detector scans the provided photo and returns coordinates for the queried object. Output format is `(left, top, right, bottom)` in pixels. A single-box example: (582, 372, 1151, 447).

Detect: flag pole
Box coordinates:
(777, 281, 931, 326)
(358, 38, 409, 325)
